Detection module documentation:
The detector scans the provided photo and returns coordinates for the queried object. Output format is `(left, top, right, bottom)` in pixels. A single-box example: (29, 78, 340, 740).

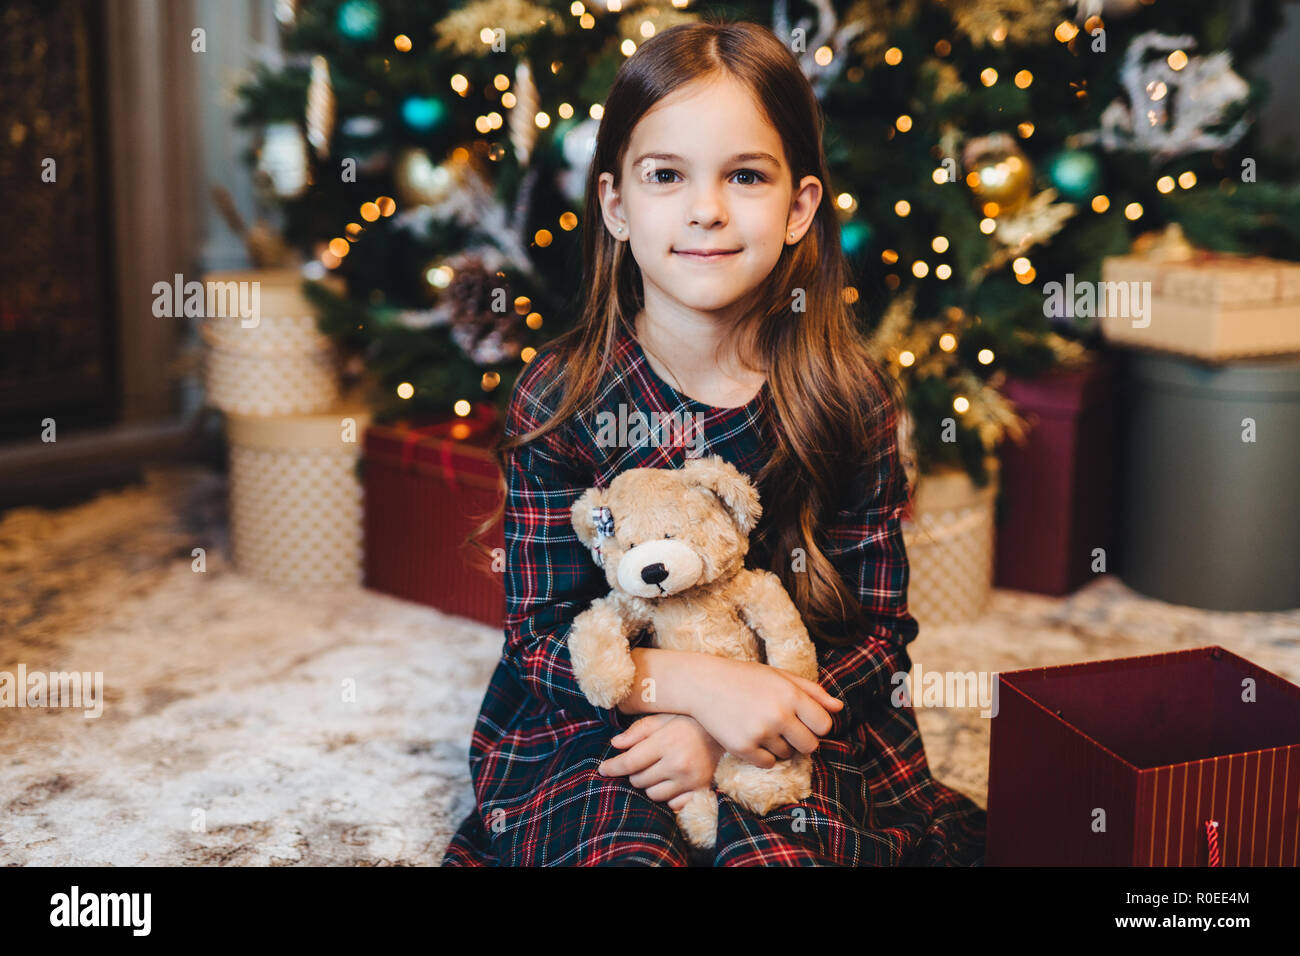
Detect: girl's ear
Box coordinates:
(570, 487, 609, 549)
(681, 456, 762, 535)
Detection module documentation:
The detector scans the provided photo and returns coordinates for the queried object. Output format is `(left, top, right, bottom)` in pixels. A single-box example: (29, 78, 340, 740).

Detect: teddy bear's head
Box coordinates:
(570, 455, 761, 599)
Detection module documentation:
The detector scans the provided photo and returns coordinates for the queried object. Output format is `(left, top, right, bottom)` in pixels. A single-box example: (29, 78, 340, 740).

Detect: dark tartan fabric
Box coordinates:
(441, 324, 986, 866)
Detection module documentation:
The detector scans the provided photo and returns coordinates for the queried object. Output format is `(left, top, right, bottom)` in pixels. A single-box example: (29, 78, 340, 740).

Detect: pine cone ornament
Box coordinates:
(445, 254, 526, 365)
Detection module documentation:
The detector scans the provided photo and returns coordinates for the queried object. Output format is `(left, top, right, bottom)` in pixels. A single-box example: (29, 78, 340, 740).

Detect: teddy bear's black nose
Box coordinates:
(640, 563, 669, 586)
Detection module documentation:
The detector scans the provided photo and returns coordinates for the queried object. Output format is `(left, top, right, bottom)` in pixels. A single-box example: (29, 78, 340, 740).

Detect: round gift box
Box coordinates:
(201, 269, 343, 416)
(902, 457, 1000, 627)
(225, 404, 372, 588)
(204, 339, 340, 416)
(1119, 352, 1300, 611)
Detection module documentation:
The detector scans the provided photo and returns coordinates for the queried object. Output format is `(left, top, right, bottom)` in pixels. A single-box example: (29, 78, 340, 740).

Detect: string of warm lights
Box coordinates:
(876, 13, 1206, 362)
(340, 10, 1204, 421)
(322, 27, 615, 412)
(875, 13, 1184, 417)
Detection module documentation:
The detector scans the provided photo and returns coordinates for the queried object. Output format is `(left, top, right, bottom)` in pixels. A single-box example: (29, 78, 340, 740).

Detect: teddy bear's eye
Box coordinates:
(664, 533, 673, 539)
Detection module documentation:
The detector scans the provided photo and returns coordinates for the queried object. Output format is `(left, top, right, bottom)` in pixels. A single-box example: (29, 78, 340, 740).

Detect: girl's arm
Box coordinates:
(612, 646, 715, 717)
(814, 404, 918, 739)
(498, 352, 636, 733)
(617, 647, 843, 767)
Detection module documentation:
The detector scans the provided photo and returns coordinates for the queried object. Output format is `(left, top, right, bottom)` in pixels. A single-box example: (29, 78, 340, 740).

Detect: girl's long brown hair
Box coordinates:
(466, 17, 907, 647)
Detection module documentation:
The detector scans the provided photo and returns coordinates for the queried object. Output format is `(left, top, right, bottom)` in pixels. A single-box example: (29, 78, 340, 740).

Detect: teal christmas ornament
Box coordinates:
(1046, 150, 1100, 202)
(337, 0, 381, 41)
(402, 96, 447, 132)
(840, 220, 873, 256)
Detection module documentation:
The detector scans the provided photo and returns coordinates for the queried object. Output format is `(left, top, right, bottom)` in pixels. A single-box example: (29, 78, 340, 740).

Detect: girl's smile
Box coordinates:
(673, 248, 741, 262)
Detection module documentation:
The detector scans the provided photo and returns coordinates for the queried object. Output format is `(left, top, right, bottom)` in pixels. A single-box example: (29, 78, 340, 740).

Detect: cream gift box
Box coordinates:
(225, 403, 371, 588)
(1099, 252, 1300, 361)
(200, 268, 344, 415)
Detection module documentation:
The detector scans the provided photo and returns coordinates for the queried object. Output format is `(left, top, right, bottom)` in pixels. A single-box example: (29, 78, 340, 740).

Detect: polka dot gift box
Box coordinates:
(225, 404, 372, 588)
(200, 268, 344, 416)
(901, 457, 1000, 628)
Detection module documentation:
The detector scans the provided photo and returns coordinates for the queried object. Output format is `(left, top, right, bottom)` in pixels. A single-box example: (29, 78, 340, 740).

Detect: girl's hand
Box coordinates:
(597, 714, 725, 810)
(689, 657, 843, 768)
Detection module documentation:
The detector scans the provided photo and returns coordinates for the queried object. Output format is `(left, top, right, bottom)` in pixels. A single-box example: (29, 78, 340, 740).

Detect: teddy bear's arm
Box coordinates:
(567, 592, 655, 709)
(732, 569, 819, 682)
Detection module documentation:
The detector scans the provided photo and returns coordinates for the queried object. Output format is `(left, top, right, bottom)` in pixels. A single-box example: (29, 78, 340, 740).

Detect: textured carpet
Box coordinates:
(1, 465, 1297, 865)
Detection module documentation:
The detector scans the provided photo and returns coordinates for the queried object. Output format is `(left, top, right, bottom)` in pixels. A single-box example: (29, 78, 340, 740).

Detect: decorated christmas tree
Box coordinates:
(233, 0, 1299, 481)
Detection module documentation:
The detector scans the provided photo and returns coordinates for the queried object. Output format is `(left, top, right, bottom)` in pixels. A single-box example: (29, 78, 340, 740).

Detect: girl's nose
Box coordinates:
(688, 190, 727, 228)
(688, 210, 726, 229)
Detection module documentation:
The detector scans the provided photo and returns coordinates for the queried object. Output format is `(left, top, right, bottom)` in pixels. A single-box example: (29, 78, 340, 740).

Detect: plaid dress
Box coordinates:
(441, 325, 986, 866)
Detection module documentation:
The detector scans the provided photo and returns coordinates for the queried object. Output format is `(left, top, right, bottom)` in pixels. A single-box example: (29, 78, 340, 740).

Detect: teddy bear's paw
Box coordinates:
(769, 640, 819, 683)
(756, 628, 818, 682)
(715, 751, 813, 816)
(675, 789, 718, 850)
(568, 604, 636, 709)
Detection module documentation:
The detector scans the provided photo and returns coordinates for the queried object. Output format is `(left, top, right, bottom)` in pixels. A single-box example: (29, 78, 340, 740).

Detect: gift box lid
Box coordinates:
(1126, 351, 1300, 398)
(1103, 252, 1300, 307)
(201, 267, 344, 295)
(199, 270, 344, 352)
(226, 403, 372, 451)
(364, 404, 503, 487)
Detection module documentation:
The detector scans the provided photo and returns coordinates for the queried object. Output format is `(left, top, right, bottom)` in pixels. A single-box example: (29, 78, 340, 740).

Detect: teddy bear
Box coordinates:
(567, 454, 820, 850)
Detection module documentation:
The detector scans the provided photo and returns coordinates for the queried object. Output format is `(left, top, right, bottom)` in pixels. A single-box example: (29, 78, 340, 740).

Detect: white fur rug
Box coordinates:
(2, 465, 1296, 865)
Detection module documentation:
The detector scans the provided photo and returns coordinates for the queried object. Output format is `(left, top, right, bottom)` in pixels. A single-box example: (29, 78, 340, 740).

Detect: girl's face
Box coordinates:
(598, 73, 822, 320)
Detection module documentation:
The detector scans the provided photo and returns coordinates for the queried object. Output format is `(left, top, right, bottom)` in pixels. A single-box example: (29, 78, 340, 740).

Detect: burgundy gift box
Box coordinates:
(363, 405, 506, 628)
(987, 646, 1300, 867)
(994, 356, 1120, 596)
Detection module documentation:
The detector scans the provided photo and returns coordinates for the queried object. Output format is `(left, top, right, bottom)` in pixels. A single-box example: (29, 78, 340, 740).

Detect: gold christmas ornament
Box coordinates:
(966, 189, 1077, 286)
(962, 133, 1034, 213)
(992, 188, 1077, 251)
(509, 61, 540, 167)
(306, 55, 336, 159)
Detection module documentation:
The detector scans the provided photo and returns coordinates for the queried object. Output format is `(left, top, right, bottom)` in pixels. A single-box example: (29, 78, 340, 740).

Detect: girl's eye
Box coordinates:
(644, 169, 767, 186)
(664, 533, 673, 539)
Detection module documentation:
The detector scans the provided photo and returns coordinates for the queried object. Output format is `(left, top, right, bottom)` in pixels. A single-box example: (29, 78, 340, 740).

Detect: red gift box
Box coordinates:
(986, 646, 1300, 866)
(363, 404, 506, 628)
(994, 356, 1121, 595)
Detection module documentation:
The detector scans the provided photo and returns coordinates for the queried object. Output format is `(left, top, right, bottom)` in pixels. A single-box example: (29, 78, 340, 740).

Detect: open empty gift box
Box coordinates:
(986, 646, 1300, 866)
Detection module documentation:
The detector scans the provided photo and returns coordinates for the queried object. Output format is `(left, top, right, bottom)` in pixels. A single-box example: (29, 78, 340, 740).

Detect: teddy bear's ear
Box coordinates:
(680, 455, 762, 535)
(570, 486, 608, 549)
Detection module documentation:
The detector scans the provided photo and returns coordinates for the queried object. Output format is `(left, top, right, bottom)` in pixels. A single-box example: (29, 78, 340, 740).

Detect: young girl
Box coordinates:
(442, 19, 986, 866)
